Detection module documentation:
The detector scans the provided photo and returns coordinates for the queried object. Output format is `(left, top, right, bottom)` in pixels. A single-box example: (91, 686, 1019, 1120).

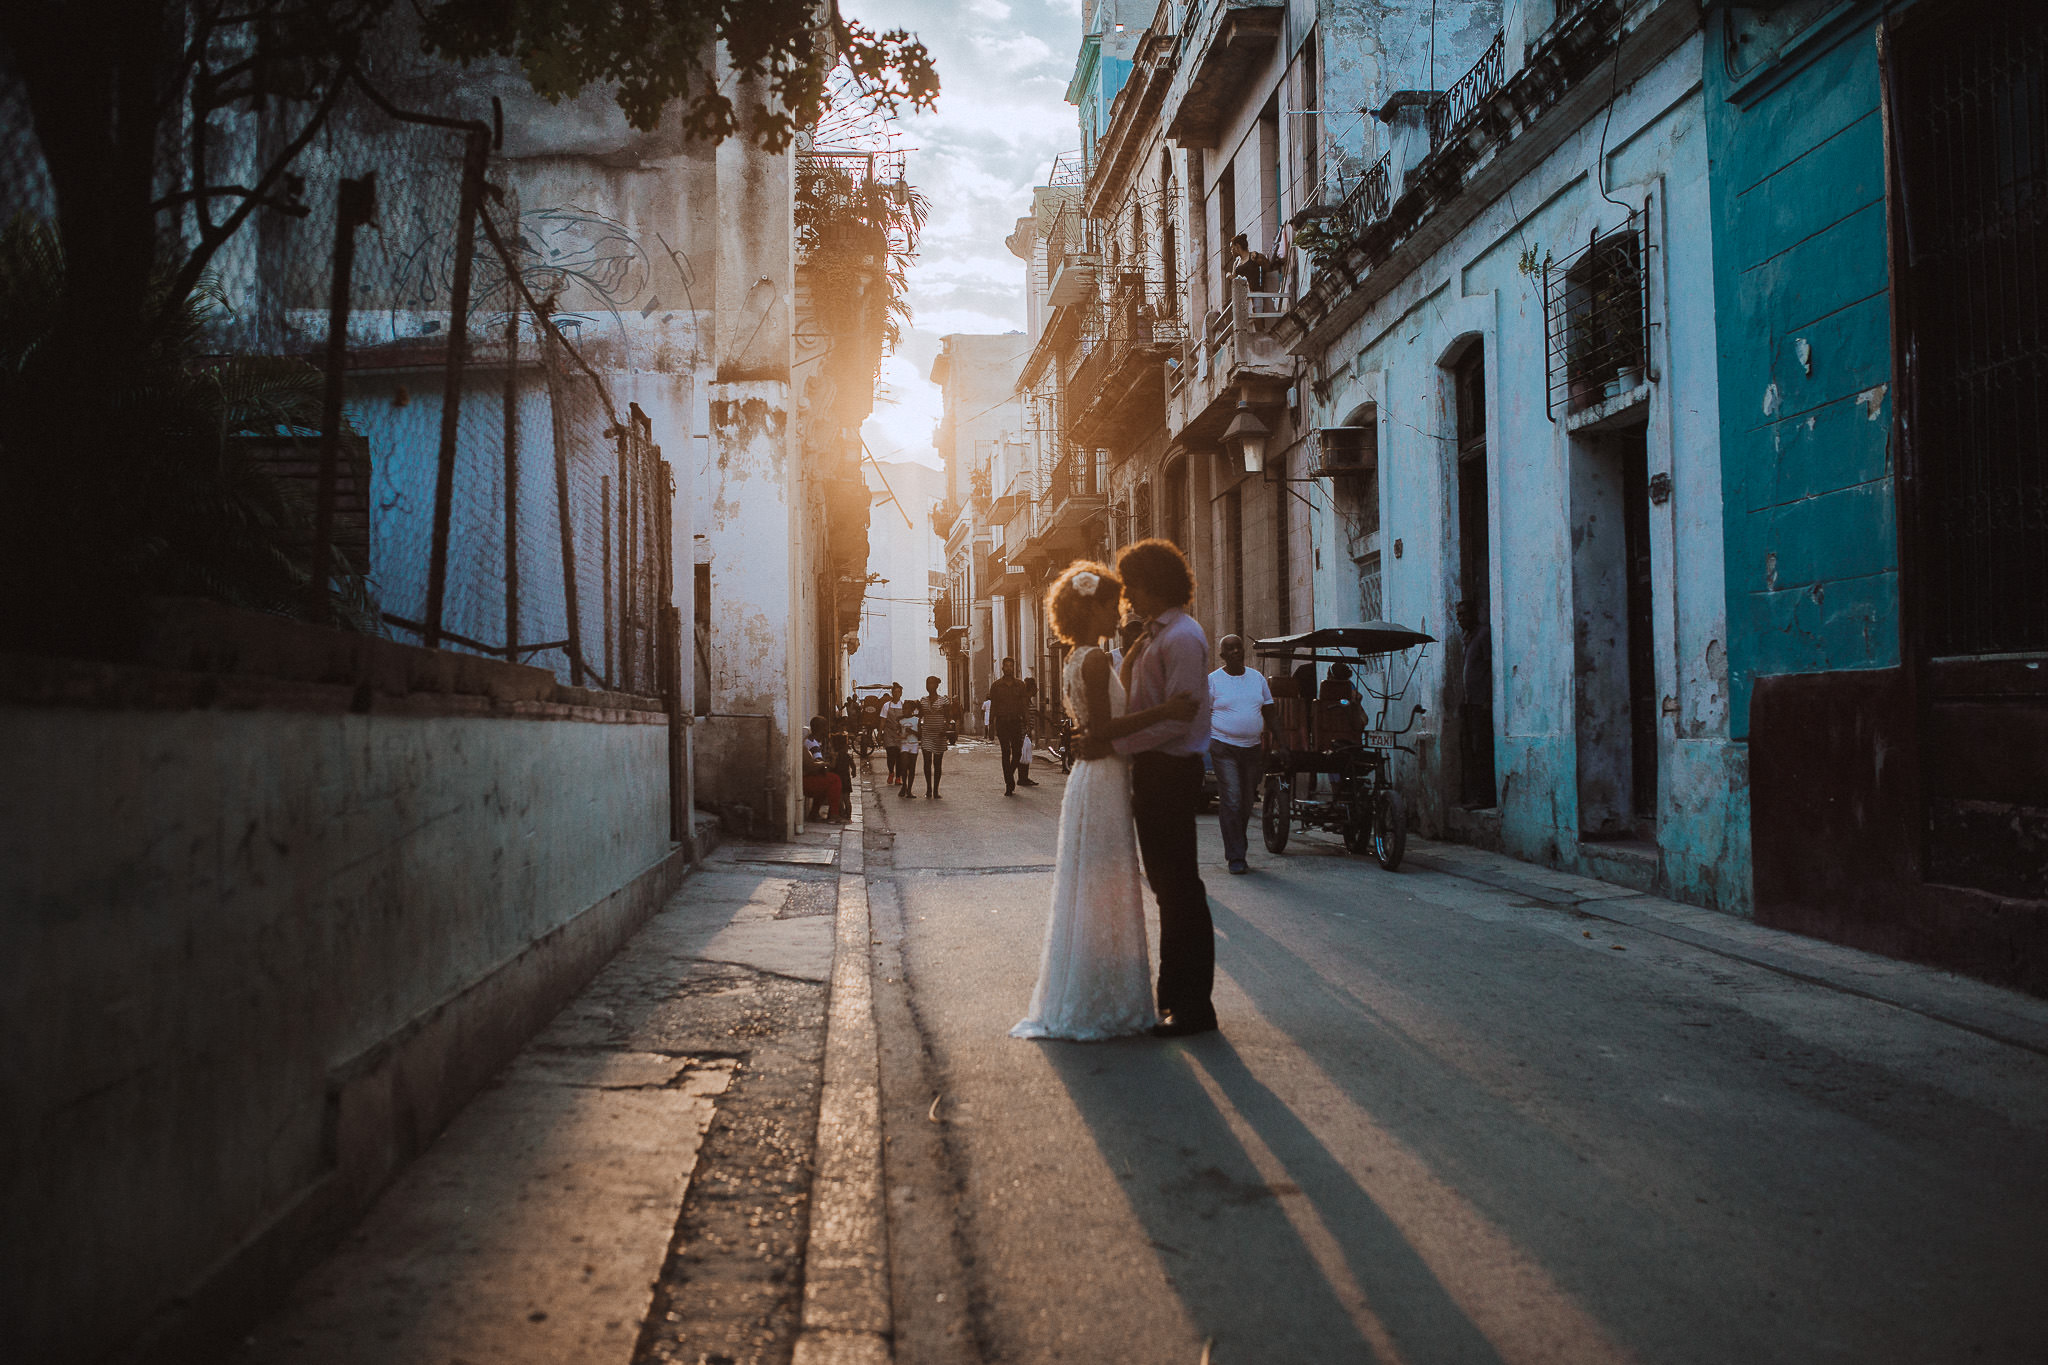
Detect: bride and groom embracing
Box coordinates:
(1012, 539, 1221, 1043)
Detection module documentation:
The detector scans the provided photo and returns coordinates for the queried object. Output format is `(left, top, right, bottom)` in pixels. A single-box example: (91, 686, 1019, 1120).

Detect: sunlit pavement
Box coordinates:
(865, 748, 2048, 1365)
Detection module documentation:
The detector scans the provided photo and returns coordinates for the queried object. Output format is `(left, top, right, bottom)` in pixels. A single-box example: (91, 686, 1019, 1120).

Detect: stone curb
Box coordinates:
(791, 778, 894, 1365)
(1406, 848, 2048, 1058)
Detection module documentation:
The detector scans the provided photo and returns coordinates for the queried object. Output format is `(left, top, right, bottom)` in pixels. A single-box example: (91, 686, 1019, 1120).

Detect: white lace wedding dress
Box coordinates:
(1011, 646, 1158, 1041)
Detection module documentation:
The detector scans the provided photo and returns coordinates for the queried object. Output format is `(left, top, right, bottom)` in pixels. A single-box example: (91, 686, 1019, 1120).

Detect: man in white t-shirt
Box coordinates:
(1208, 633, 1276, 875)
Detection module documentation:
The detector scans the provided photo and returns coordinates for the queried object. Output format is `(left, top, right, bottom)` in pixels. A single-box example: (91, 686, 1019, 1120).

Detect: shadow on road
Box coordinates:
(1036, 1029, 1508, 1365)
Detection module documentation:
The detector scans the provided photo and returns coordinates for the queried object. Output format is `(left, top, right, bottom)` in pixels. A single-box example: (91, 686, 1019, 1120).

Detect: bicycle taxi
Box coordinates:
(1255, 621, 1434, 871)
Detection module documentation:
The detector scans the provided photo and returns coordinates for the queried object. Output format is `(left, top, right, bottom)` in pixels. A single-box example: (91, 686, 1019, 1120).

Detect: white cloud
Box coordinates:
(844, 0, 1078, 441)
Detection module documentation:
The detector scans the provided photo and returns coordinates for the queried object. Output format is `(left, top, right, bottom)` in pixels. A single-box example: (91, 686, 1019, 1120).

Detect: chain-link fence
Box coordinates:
(272, 79, 673, 693)
(1, 64, 673, 695)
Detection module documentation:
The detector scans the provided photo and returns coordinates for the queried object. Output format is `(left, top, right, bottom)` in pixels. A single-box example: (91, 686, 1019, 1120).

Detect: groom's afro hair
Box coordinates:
(1046, 560, 1122, 644)
(1116, 538, 1195, 608)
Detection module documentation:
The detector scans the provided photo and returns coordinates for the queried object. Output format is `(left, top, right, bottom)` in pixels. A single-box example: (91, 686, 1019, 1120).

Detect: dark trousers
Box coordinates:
(996, 719, 1026, 789)
(1132, 752, 1214, 1022)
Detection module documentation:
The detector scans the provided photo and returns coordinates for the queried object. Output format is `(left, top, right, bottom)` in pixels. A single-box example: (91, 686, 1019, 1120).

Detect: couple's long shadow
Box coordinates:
(1039, 1022, 1507, 1365)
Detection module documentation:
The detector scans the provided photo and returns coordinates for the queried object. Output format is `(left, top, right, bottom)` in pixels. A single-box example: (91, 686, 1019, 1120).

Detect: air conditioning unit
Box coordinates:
(1310, 426, 1376, 477)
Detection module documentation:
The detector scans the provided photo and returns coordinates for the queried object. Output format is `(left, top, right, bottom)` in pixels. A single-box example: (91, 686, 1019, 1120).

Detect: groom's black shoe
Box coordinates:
(1149, 1012, 1219, 1039)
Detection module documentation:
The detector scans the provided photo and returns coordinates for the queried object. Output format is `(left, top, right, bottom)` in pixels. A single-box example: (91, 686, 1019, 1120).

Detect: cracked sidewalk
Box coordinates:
(236, 848, 845, 1365)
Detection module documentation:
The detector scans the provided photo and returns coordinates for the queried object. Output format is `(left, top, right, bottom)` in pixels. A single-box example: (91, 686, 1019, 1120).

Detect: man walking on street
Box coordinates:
(988, 656, 1032, 795)
(1084, 538, 1218, 1038)
(1208, 634, 1275, 876)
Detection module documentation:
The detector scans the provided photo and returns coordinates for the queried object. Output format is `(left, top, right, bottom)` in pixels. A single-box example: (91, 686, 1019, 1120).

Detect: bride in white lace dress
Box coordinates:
(1013, 562, 1198, 1042)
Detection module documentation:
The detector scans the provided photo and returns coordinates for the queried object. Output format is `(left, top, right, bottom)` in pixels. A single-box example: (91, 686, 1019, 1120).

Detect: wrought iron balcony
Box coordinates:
(1048, 149, 1091, 187)
(1339, 154, 1394, 237)
(1427, 35, 1506, 149)
(1068, 272, 1189, 446)
(1043, 205, 1103, 306)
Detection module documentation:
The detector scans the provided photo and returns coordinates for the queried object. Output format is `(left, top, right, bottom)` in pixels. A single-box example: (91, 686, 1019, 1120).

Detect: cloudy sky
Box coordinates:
(849, 0, 1082, 469)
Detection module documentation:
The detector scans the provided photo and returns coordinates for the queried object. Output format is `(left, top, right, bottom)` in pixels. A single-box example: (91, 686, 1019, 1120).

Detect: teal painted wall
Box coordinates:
(1704, 4, 1903, 739)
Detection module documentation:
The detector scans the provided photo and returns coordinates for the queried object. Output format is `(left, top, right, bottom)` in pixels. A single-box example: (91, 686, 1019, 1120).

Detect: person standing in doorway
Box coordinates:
(1208, 634, 1275, 875)
(918, 675, 951, 798)
(989, 656, 1033, 795)
(1081, 538, 1218, 1038)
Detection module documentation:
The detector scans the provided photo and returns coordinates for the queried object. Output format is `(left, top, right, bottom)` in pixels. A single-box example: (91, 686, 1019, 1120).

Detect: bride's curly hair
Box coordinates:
(1046, 560, 1122, 645)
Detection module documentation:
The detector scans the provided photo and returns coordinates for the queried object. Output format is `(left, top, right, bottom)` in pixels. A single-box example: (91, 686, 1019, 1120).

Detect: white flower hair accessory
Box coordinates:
(1072, 569, 1102, 597)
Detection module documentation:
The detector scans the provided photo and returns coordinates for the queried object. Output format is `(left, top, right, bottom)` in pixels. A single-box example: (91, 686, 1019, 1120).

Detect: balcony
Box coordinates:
(1013, 448, 1106, 573)
(1281, 0, 1651, 349)
(823, 475, 872, 578)
(1168, 276, 1293, 448)
(1043, 205, 1101, 309)
(1427, 35, 1507, 153)
(1162, 0, 1286, 148)
(1068, 273, 1189, 447)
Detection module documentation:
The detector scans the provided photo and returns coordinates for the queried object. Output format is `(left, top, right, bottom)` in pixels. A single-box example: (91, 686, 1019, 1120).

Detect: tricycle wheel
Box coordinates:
(1373, 789, 1408, 871)
(1261, 778, 1290, 853)
(1342, 795, 1372, 854)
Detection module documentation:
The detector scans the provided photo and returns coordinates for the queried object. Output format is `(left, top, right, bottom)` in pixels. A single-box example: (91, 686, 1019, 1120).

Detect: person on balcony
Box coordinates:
(1229, 232, 1278, 290)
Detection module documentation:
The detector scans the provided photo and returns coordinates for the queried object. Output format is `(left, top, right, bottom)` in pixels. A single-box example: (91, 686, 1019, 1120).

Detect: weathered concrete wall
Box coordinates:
(0, 639, 683, 1365)
(1307, 27, 1749, 912)
(1703, 9, 1898, 739)
(699, 382, 799, 834)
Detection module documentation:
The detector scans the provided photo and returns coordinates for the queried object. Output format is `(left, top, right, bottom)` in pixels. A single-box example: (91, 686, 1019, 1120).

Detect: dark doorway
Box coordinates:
(1890, 0, 2048, 899)
(1162, 458, 1190, 551)
(1620, 434, 1657, 821)
(1571, 425, 1656, 836)
(1452, 345, 1496, 808)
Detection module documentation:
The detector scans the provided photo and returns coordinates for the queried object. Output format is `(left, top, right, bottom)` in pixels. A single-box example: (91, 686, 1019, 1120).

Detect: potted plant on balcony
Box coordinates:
(1566, 329, 1606, 411)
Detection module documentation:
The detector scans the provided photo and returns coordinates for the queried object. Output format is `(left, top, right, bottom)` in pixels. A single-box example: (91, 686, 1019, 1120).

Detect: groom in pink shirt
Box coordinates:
(1095, 539, 1218, 1038)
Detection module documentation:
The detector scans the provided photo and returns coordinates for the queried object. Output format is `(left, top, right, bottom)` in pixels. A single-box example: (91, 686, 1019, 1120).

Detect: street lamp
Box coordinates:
(1223, 398, 1270, 474)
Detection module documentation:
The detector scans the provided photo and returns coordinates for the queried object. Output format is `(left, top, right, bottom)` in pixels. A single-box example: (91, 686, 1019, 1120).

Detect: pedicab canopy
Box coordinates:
(1252, 622, 1436, 662)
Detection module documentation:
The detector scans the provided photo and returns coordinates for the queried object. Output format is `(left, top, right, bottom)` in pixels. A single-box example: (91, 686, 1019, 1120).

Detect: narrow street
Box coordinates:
(867, 749, 2048, 1365)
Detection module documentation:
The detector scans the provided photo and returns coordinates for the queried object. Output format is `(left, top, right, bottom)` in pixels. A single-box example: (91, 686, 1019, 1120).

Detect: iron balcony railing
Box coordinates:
(1042, 204, 1103, 293)
(1048, 149, 1091, 187)
(1069, 272, 1189, 414)
(1338, 153, 1393, 237)
(1044, 447, 1105, 510)
(1427, 34, 1506, 148)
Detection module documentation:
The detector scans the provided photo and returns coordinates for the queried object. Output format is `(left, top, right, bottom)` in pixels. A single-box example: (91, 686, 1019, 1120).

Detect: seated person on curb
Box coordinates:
(803, 716, 844, 823)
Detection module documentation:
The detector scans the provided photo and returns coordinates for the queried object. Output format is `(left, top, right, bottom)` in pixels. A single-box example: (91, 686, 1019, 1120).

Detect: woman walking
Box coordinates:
(917, 674, 951, 798)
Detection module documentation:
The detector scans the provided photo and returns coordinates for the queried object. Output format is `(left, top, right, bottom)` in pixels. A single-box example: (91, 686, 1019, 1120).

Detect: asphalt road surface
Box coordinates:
(864, 746, 2048, 1365)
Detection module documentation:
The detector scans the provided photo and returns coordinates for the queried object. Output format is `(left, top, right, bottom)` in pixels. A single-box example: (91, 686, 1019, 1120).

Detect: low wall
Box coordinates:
(1751, 666, 2048, 996)
(0, 606, 687, 1363)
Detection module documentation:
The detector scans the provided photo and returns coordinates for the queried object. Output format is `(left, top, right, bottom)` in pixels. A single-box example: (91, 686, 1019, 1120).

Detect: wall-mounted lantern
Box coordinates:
(1223, 398, 1270, 474)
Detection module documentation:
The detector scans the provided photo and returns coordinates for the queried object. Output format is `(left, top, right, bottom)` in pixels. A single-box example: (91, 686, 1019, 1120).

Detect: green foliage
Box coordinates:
(1293, 217, 1350, 269)
(796, 161, 929, 350)
(420, 0, 939, 148)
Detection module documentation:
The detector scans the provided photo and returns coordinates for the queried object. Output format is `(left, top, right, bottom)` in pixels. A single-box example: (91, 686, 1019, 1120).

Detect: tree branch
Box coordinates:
(160, 67, 351, 327)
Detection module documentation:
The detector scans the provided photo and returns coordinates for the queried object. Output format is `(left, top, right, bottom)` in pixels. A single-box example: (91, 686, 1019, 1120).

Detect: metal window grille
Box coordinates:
(1544, 213, 1650, 417)
(1895, 5, 2048, 657)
